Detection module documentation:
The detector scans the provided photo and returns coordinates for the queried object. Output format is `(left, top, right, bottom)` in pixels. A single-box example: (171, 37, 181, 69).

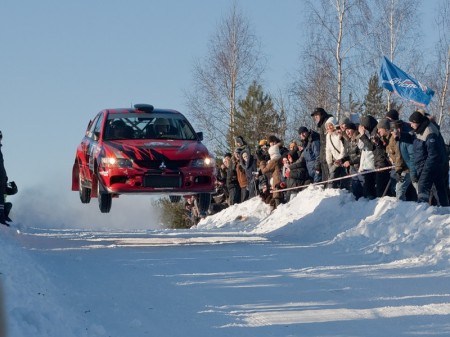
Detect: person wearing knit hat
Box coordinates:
(339, 117, 351, 139)
(386, 109, 399, 121)
(377, 118, 391, 131)
(409, 110, 427, 125)
(325, 116, 337, 126)
(255, 139, 270, 163)
(259, 139, 268, 147)
(408, 110, 449, 206)
(297, 126, 309, 135)
(268, 144, 281, 161)
(345, 122, 357, 130)
(369, 118, 395, 198)
(310, 107, 326, 117)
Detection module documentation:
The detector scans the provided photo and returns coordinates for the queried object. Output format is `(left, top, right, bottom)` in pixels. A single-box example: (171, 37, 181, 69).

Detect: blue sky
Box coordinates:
(0, 0, 439, 192)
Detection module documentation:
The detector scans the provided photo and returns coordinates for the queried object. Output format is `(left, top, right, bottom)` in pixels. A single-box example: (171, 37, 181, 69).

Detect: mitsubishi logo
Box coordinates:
(159, 161, 167, 170)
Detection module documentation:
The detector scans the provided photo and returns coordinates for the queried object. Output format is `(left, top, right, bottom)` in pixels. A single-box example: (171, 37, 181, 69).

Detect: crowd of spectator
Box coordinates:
(212, 107, 450, 214)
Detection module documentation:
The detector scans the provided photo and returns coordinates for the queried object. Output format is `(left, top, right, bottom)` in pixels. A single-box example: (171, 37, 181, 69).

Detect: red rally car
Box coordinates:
(72, 104, 216, 214)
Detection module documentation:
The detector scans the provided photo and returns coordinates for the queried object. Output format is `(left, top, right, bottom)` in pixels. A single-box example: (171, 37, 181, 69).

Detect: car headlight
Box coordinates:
(191, 157, 215, 168)
(101, 157, 133, 168)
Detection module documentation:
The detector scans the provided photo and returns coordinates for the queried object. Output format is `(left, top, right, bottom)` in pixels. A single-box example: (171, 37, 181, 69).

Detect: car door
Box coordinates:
(81, 113, 104, 180)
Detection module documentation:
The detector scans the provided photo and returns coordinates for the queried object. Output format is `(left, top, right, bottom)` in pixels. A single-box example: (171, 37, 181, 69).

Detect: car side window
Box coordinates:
(86, 115, 100, 139)
(92, 115, 104, 140)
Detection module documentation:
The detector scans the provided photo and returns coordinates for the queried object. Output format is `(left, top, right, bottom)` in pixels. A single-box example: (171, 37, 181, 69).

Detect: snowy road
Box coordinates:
(10, 226, 450, 337)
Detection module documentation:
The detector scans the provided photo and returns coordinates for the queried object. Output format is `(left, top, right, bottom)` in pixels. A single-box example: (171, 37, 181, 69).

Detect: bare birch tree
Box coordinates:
(290, 44, 335, 129)
(432, 0, 450, 133)
(186, 3, 263, 154)
(298, 0, 371, 120)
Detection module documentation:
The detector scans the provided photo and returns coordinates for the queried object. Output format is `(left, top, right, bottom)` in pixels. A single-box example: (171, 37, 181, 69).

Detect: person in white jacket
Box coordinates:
(325, 117, 347, 188)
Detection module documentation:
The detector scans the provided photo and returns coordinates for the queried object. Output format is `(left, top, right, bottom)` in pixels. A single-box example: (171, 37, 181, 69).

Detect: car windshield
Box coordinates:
(103, 114, 198, 141)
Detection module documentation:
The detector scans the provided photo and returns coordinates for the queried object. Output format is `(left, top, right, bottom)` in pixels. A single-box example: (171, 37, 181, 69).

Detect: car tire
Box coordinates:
(197, 193, 211, 216)
(169, 195, 181, 203)
(97, 177, 112, 213)
(79, 173, 91, 204)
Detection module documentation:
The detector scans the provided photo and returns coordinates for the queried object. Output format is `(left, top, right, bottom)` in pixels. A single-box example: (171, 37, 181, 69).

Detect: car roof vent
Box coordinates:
(134, 104, 154, 113)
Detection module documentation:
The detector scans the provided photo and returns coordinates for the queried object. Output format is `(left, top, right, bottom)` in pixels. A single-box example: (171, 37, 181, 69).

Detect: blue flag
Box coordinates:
(379, 56, 434, 106)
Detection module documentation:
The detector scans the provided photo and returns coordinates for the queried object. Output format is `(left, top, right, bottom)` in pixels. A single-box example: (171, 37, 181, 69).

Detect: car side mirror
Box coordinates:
(93, 132, 100, 141)
(196, 132, 203, 141)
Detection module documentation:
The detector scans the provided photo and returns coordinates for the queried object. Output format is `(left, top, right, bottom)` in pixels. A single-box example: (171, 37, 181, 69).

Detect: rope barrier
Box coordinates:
(270, 165, 395, 193)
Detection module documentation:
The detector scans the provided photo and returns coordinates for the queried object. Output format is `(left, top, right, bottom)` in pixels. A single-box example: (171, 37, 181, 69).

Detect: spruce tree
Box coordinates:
(234, 81, 283, 150)
(363, 73, 386, 119)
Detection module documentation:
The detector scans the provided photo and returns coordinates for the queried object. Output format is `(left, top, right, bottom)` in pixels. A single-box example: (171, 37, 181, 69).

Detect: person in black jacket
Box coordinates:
(298, 126, 321, 183)
(409, 111, 449, 206)
(310, 107, 334, 182)
(226, 150, 242, 205)
(255, 139, 270, 163)
(286, 150, 311, 201)
(342, 123, 363, 199)
(0, 131, 9, 226)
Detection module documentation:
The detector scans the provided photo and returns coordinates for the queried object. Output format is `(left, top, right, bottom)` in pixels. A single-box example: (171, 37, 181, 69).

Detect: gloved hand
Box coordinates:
(396, 171, 405, 183)
(6, 181, 18, 195)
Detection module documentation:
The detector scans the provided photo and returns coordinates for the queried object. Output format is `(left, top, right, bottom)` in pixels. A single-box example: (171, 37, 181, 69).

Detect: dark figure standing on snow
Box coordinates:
(298, 126, 321, 183)
(310, 107, 334, 182)
(409, 111, 449, 206)
(0, 131, 9, 226)
(226, 150, 241, 205)
(240, 149, 258, 199)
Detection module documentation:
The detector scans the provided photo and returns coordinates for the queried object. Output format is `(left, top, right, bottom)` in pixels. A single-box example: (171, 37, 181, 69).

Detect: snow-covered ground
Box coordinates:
(1, 186, 450, 337)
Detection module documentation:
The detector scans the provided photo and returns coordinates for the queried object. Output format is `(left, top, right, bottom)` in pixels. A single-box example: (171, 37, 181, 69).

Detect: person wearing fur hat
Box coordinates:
(325, 117, 348, 189)
(311, 107, 334, 181)
(409, 110, 449, 206)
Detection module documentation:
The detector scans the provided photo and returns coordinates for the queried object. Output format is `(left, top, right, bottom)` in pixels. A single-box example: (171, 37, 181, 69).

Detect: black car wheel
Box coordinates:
(79, 173, 91, 204)
(97, 176, 112, 213)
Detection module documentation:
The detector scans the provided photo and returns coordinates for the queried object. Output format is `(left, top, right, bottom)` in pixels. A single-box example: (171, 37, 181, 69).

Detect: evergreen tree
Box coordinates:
(234, 81, 284, 150)
(363, 73, 386, 118)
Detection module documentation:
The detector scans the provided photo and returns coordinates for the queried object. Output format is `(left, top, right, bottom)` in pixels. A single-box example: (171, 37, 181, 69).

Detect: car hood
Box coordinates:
(102, 139, 211, 162)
